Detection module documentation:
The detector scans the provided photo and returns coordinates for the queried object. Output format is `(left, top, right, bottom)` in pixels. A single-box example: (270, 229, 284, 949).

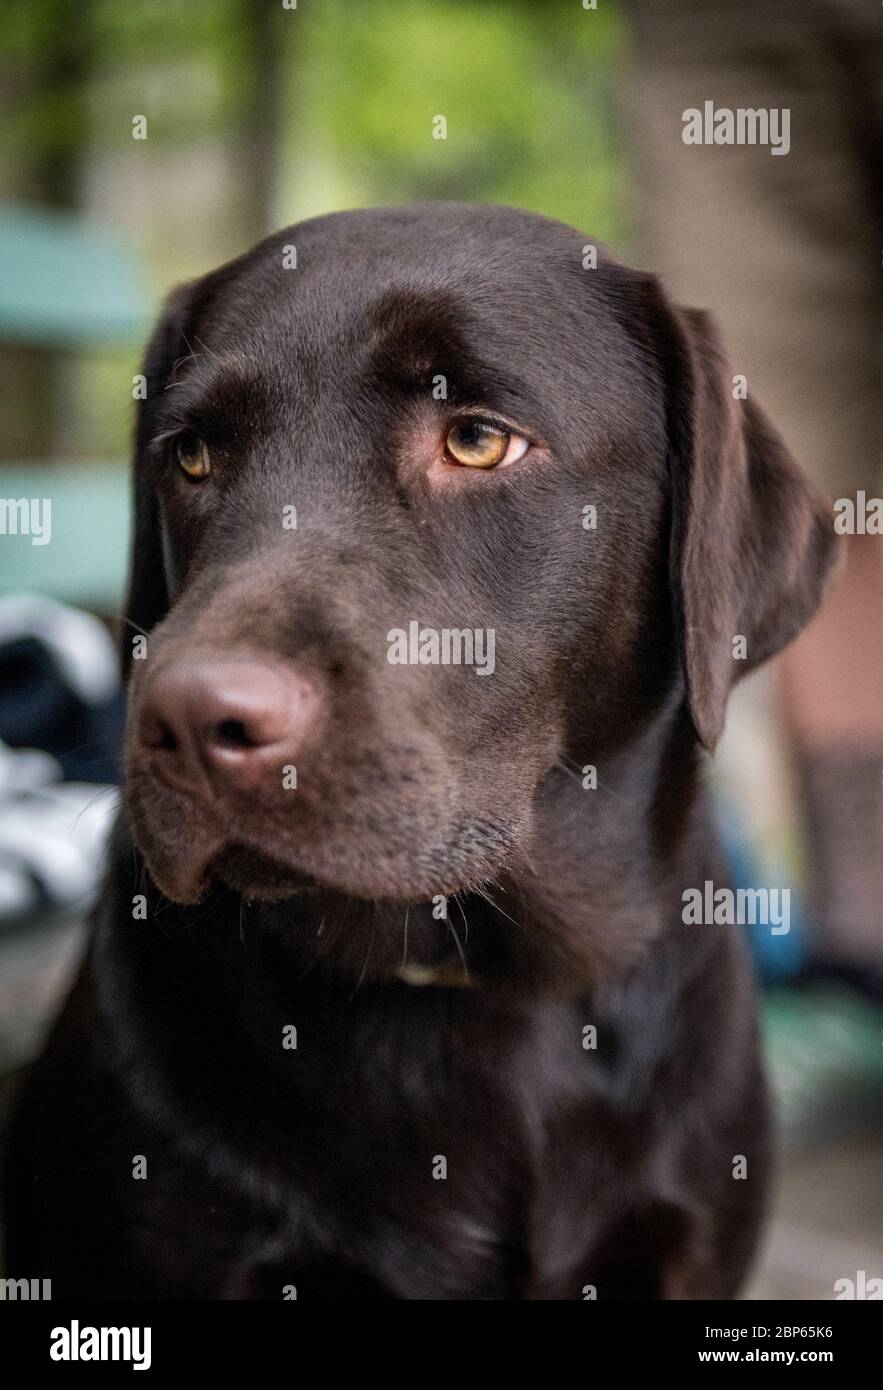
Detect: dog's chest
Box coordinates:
(106, 918, 687, 1298)
(241, 989, 661, 1299)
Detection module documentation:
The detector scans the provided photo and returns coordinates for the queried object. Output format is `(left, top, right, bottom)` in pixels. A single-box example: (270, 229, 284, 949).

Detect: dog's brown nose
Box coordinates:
(137, 659, 317, 795)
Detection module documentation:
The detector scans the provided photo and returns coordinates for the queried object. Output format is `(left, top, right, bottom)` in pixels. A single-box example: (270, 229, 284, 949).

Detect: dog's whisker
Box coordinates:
(239, 896, 249, 950)
(596, 778, 632, 804)
(447, 909, 469, 977)
(556, 756, 633, 806)
(105, 610, 150, 639)
(68, 785, 121, 834)
(193, 333, 222, 363)
(297, 944, 321, 983)
(349, 912, 376, 1001)
(555, 759, 584, 786)
(473, 884, 524, 932)
(453, 893, 470, 945)
(176, 888, 228, 933)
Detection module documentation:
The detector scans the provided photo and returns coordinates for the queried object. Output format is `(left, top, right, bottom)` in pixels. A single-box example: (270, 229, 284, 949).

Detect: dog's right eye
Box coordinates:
(444, 420, 529, 470)
(175, 433, 211, 481)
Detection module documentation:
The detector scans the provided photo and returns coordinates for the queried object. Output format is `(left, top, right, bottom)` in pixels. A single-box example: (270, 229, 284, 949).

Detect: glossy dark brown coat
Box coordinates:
(4, 204, 838, 1298)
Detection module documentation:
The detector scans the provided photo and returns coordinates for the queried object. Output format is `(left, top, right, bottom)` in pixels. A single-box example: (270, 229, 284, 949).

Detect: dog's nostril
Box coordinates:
(213, 718, 255, 750)
(147, 719, 178, 753)
(138, 660, 314, 783)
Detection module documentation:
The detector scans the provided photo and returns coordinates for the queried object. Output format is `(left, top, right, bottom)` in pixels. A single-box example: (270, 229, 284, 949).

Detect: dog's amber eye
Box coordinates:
(444, 420, 528, 469)
(175, 433, 211, 480)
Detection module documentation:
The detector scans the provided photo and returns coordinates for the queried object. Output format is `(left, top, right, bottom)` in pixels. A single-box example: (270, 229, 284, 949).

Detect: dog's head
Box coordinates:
(123, 203, 837, 912)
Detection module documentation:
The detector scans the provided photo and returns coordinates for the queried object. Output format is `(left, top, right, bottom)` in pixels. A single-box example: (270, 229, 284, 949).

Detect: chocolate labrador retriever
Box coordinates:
(5, 204, 837, 1299)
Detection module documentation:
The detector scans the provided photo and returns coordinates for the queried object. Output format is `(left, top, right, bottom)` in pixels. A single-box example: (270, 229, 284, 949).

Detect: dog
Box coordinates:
(4, 204, 838, 1299)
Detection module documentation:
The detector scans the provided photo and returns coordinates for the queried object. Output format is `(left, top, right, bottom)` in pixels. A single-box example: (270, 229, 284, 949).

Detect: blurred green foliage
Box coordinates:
(1, 0, 628, 459)
(284, 0, 626, 237)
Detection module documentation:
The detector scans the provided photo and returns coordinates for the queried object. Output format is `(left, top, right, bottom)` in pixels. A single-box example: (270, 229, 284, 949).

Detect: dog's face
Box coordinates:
(124, 204, 836, 908)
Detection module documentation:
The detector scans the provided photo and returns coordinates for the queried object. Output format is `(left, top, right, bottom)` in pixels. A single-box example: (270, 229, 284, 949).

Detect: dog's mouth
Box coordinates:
(128, 802, 327, 903)
(127, 758, 527, 906)
(208, 844, 322, 899)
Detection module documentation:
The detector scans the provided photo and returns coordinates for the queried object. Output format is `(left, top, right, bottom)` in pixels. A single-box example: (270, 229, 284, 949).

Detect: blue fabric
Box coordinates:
(718, 804, 808, 982)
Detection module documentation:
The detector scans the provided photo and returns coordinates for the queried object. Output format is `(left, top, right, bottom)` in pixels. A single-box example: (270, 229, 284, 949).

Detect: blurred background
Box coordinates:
(0, 0, 880, 1299)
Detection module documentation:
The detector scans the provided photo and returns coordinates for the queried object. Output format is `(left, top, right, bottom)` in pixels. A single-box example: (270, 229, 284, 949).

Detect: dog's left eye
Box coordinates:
(175, 432, 211, 480)
(444, 420, 529, 469)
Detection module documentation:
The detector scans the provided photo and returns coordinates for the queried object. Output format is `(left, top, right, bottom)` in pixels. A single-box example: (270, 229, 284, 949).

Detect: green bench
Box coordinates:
(0, 204, 148, 607)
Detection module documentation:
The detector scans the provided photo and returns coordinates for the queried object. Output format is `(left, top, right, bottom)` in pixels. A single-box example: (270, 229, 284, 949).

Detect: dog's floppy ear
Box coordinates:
(659, 300, 840, 750)
(121, 280, 201, 681)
